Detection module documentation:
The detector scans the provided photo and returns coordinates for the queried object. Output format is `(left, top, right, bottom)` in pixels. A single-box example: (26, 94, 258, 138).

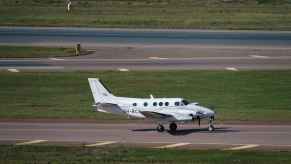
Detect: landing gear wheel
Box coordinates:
(169, 122, 177, 132)
(157, 124, 165, 132)
(208, 117, 215, 132)
(208, 124, 215, 132)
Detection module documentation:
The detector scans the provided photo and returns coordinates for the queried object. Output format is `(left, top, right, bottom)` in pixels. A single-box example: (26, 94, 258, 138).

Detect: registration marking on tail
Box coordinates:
(85, 141, 117, 147)
(154, 142, 191, 149)
(16, 140, 47, 146)
(224, 144, 259, 150)
(8, 69, 19, 73)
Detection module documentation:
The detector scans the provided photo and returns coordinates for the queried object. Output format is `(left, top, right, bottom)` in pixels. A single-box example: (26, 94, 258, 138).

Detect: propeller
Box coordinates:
(198, 116, 201, 127)
(190, 114, 201, 127)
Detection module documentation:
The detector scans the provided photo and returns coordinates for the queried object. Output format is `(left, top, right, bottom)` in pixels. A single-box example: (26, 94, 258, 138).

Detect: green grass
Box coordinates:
(0, 0, 291, 30)
(0, 145, 291, 164)
(0, 46, 76, 58)
(0, 70, 291, 122)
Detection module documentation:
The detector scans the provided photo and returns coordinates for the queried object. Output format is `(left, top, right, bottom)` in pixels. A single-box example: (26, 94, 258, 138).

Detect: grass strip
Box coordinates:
(0, 70, 291, 122)
(0, 0, 291, 30)
(0, 145, 291, 164)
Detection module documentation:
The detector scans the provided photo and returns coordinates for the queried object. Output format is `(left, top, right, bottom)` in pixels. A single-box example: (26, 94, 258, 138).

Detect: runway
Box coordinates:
(1, 56, 291, 70)
(1, 122, 291, 150)
(1, 27, 291, 70)
(1, 27, 291, 46)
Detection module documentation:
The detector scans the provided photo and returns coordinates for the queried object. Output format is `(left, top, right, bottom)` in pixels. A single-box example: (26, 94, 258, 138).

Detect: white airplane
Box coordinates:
(88, 78, 216, 132)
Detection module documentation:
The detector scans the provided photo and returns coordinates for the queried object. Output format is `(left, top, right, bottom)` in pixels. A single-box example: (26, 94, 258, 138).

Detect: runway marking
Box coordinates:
(49, 58, 65, 61)
(250, 55, 269, 59)
(16, 140, 47, 146)
(224, 144, 259, 150)
(7, 69, 19, 73)
(154, 142, 191, 149)
(225, 67, 239, 71)
(149, 57, 168, 60)
(85, 141, 117, 147)
(118, 68, 129, 72)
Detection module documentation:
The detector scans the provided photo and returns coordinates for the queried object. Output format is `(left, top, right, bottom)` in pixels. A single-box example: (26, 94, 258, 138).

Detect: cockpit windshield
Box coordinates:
(181, 99, 189, 105)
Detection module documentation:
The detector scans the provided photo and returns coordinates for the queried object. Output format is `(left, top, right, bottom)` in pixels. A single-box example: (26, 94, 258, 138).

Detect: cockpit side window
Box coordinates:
(182, 99, 189, 105)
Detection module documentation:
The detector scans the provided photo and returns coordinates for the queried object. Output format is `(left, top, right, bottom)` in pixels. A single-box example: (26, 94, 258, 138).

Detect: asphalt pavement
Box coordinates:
(1, 27, 291, 70)
(0, 122, 291, 150)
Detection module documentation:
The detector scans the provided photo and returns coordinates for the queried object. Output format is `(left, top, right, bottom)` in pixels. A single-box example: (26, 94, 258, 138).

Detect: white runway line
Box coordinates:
(49, 58, 65, 61)
(225, 67, 239, 71)
(149, 57, 168, 60)
(85, 141, 117, 147)
(224, 144, 259, 150)
(154, 142, 191, 149)
(16, 140, 47, 146)
(118, 68, 129, 72)
(7, 69, 19, 73)
(250, 55, 269, 59)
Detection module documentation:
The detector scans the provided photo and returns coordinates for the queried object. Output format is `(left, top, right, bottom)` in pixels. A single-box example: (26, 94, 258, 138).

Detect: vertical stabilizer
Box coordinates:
(88, 78, 115, 104)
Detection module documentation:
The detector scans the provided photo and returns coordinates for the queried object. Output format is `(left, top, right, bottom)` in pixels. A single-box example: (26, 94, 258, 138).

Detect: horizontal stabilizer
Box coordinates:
(96, 103, 125, 115)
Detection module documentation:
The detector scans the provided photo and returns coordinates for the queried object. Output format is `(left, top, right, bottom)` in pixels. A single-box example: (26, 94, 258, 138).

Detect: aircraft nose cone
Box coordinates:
(204, 107, 215, 116)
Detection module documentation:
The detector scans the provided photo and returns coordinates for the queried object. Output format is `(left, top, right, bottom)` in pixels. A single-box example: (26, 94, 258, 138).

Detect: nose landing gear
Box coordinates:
(208, 116, 215, 132)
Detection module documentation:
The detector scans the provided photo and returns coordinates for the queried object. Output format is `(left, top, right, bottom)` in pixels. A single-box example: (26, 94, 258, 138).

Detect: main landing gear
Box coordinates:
(156, 124, 165, 132)
(156, 122, 177, 132)
(169, 122, 177, 132)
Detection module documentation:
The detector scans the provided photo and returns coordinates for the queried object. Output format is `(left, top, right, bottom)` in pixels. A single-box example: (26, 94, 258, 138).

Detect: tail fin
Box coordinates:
(88, 78, 115, 104)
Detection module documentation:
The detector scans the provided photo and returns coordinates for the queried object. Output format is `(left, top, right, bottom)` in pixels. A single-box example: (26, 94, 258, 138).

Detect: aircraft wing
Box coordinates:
(140, 111, 174, 120)
(140, 110, 190, 121)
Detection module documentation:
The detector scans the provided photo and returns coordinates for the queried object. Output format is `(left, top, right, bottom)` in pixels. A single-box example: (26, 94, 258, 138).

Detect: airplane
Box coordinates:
(88, 78, 216, 132)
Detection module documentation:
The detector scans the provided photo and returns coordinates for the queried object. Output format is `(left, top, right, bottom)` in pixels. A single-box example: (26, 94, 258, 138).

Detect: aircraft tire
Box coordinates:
(157, 124, 165, 132)
(208, 125, 215, 132)
(169, 122, 177, 132)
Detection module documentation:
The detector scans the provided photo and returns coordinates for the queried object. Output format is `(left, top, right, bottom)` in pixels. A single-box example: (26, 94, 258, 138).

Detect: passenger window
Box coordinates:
(153, 102, 157, 106)
(165, 102, 169, 106)
(159, 102, 163, 106)
(133, 103, 137, 106)
(174, 102, 179, 106)
(144, 102, 148, 107)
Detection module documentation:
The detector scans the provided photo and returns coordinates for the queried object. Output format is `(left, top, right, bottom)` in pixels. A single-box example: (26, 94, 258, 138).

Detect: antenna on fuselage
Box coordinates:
(150, 94, 154, 99)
